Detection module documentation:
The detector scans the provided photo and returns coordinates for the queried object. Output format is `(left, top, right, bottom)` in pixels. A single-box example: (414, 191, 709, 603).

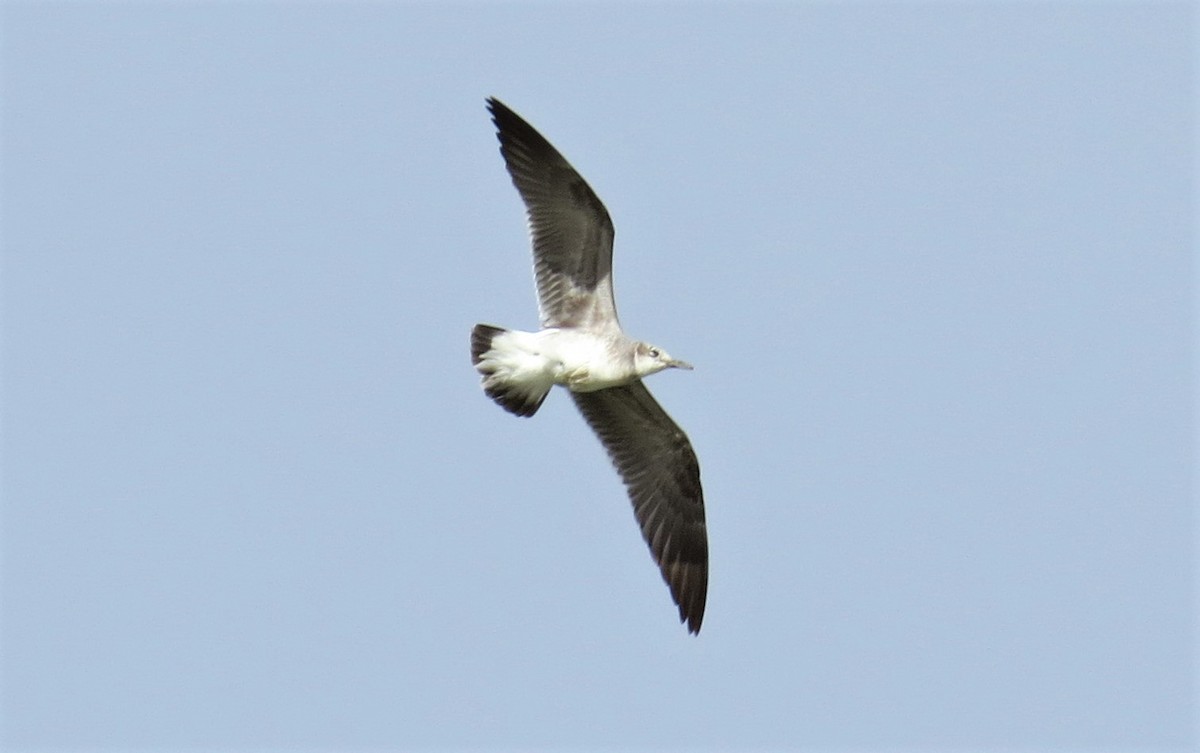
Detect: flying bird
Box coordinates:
(470, 98, 708, 634)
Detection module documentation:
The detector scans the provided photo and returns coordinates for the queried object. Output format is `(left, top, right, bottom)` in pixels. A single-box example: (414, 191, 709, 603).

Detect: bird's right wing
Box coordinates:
(487, 98, 621, 334)
(571, 381, 708, 633)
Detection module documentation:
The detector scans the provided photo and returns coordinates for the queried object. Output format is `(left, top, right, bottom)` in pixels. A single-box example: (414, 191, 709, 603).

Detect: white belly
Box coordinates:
(508, 328, 635, 392)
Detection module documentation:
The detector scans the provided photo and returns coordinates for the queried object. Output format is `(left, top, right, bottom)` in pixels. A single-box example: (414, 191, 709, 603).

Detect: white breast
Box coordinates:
(536, 329, 634, 392)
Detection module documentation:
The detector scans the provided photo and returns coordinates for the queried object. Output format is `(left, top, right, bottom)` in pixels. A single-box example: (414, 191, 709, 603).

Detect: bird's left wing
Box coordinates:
(571, 381, 708, 633)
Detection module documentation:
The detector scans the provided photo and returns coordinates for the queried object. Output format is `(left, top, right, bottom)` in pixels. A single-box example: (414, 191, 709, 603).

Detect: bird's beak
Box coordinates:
(669, 358, 694, 371)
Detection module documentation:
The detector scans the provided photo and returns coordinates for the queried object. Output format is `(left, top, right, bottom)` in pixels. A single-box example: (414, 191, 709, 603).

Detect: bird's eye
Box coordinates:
(648, 348, 660, 358)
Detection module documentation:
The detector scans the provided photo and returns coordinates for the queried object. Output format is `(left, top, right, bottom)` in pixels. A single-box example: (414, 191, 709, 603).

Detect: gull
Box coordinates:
(470, 98, 708, 634)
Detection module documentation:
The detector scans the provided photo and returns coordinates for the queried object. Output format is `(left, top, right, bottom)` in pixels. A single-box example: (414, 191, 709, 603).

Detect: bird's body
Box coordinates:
(471, 98, 708, 634)
(477, 327, 635, 390)
(473, 325, 688, 409)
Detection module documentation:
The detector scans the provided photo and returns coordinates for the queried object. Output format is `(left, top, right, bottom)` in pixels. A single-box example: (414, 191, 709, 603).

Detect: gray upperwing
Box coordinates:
(487, 98, 621, 334)
(570, 381, 708, 634)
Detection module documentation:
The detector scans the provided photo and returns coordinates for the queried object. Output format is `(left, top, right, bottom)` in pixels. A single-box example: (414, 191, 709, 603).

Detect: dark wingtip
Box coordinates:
(663, 559, 707, 636)
(485, 96, 516, 130)
(681, 599, 704, 635)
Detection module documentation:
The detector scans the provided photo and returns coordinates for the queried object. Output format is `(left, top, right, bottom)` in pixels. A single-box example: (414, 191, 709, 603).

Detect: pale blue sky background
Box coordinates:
(1, 2, 1195, 750)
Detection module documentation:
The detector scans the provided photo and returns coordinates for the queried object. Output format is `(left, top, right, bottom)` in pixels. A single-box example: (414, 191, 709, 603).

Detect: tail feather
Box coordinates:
(471, 324, 504, 366)
(470, 324, 552, 417)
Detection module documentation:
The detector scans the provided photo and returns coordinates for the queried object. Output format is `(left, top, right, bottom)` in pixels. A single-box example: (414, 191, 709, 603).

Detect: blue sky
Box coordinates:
(2, 2, 1194, 750)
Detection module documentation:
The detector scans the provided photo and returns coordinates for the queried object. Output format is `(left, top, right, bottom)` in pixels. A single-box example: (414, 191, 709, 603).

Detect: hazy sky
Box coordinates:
(2, 2, 1194, 750)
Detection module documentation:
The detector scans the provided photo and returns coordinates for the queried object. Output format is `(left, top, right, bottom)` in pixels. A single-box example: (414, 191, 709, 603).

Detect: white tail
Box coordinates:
(470, 324, 554, 417)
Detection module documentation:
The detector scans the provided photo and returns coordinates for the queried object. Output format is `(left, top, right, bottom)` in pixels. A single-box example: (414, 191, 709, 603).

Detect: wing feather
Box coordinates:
(571, 382, 708, 633)
(487, 98, 621, 333)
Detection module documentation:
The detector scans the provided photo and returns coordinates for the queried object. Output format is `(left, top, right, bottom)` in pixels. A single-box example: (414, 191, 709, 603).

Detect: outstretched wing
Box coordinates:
(571, 381, 708, 633)
(487, 97, 621, 334)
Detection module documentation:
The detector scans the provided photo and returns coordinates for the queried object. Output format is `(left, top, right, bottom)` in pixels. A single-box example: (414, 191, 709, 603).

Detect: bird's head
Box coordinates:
(634, 341, 693, 377)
